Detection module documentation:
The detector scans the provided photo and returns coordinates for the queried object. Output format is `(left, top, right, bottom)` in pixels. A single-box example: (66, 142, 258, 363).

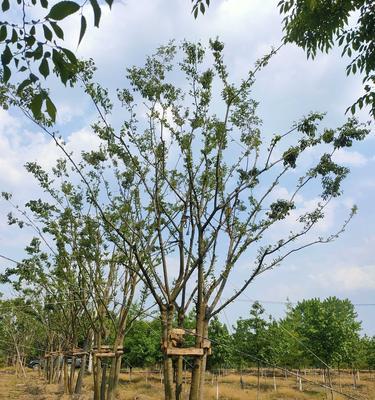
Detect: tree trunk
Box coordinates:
(93, 355, 102, 400)
(256, 361, 260, 400)
(100, 362, 107, 400)
(106, 353, 122, 400)
(63, 358, 69, 394)
(176, 356, 183, 400)
(161, 307, 175, 400)
(189, 311, 208, 400)
(68, 356, 76, 394)
(76, 335, 91, 394)
(327, 368, 333, 400)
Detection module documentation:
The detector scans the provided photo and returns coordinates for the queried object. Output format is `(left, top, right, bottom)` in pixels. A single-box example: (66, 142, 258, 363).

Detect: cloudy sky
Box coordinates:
(0, 0, 374, 334)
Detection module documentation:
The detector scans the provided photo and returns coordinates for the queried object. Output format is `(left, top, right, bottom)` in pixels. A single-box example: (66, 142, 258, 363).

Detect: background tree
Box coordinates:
(285, 297, 362, 388)
(0, 0, 117, 120)
(123, 317, 162, 369)
(0, 298, 45, 376)
(206, 317, 233, 371)
(233, 302, 269, 390)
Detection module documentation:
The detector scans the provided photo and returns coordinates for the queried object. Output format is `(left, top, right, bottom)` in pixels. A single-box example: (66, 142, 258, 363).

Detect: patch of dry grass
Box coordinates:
(0, 368, 374, 400)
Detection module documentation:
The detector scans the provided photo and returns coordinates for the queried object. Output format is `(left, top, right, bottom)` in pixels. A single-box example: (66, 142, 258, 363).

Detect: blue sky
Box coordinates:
(0, 0, 374, 334)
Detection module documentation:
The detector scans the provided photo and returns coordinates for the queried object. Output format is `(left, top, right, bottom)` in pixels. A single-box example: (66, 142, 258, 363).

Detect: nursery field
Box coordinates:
(0, 368, 374, 400)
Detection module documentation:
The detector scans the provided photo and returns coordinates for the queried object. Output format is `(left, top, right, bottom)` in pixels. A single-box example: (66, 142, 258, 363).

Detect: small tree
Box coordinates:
(233, 302, 269, 388)
(1, 156, 141, 400)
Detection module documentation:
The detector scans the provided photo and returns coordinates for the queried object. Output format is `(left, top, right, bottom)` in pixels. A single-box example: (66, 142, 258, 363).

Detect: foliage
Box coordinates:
(0, 0, 115, 121)
(123, 318, 162, 368)
(233, 302, 270, 368)
(207, 316, 233, 370)
(278, 0, 375, 117)
(284, 297, 362, 368)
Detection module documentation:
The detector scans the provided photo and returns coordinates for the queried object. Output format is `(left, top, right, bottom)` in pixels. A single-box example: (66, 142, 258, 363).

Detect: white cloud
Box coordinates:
(332, 149, 368, 167)
(0, 109, 102, 202)
(309, 265, 375, 291)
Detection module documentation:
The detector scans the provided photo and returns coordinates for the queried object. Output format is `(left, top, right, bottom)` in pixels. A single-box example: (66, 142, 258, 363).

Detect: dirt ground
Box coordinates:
(0, 368, 374, 399)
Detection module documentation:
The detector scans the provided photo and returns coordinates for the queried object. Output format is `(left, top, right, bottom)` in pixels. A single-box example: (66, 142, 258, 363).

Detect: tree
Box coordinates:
(233, 302, 270, 392)
(0, 298, 46, 375)
(206, 317, 233, 371)
(5, 37, 370, 400)
(285, 297, 362, 387)
(1, 155, 141, 400)
(278, 0, 375, 117)
(123, 317, 162, 369)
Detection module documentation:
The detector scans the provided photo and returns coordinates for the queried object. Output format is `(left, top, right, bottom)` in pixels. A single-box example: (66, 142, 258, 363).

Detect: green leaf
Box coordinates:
(2, 65, 11, 82)
(11, 28, 18, 43)
(2, 0, 10, 12)
(17, 79, 32, 95)
(0, 25, 7, 42)
(30, 93, 44, 119)
(105, 0, 113, 8)
(78, 15, 87, 45)
(40, 0, 48, 8)
(1, 45, 12, 66)
(34, 44, 43, 60)
(61, 47, 77, 63)
(46, 96, 57, 122)
(90, 0, 101, 27)
(39, 58, 49, 79)
(29, 73, 39, 82)
(43, 24, 53, 41)
(50, 22, 64, 39)
(52, 49, 68, 84)
(47, 1, 80, 20)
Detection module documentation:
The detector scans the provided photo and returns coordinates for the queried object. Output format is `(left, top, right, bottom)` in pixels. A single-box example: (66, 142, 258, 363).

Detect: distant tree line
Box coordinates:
(1, 296, 374, 374)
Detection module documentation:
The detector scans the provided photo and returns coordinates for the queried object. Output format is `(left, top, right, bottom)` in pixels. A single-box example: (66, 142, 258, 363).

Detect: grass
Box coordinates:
(0, 368, 374, 399)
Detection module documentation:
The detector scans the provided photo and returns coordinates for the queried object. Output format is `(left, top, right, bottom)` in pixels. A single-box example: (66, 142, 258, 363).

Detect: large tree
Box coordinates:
(71, 39, 369, 400)
(3, 36, 370, 399)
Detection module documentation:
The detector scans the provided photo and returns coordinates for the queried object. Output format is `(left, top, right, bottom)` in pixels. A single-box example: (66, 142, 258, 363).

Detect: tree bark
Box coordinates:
(161, 307, 175, 400)
(189, 307, 208, 400)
